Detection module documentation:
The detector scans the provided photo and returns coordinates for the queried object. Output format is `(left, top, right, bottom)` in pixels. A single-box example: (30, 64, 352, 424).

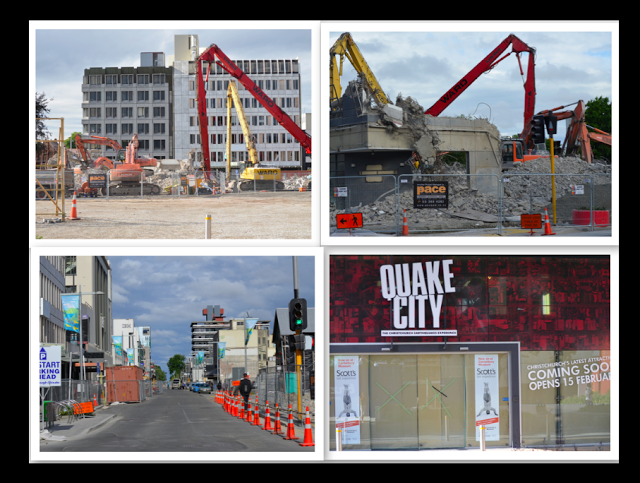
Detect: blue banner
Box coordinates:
(113, 336, 122, 356)
(197, 351, 205, 365)
(245, 318, 259, 345)
(218, 342, 226, 359)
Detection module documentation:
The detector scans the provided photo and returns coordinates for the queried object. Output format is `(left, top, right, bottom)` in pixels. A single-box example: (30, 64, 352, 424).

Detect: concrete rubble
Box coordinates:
(330, 155, 612, 229)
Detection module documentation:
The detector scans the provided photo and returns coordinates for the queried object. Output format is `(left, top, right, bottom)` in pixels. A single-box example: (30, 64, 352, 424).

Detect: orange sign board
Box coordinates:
(520, 214, 542, 229)
(337, 213, 363, 229)
(232, 380, 240, 386)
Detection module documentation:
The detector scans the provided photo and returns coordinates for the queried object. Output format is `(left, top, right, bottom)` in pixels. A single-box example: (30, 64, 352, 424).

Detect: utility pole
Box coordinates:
(292, 256, 302, 419)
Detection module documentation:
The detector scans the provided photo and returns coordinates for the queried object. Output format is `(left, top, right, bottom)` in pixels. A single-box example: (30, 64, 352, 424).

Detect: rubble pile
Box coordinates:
(331, 155, 612, 228)
(282, 174, 311, 190)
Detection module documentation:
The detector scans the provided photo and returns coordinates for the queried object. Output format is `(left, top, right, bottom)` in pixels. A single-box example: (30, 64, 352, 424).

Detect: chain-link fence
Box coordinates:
(41, 379, 105, 406)
(498, 172, 613, 233)
(105, 379, 155, 403)
(253, 364, 315, 424)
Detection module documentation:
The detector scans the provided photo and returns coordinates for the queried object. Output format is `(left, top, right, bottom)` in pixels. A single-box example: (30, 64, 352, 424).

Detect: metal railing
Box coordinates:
(254, 363, 315, 424)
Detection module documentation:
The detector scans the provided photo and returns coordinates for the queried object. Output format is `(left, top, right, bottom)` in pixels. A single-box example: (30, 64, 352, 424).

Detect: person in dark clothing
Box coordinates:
(217, 381, 222, 391)
(239, 373, 252, 411)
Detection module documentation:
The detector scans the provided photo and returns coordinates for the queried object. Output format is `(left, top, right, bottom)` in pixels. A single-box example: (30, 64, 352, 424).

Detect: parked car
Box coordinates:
(198, 383, 212, 394)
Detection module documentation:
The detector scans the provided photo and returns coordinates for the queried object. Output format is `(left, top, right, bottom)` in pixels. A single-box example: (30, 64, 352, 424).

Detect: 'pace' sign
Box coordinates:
(379, 260, 457, 336)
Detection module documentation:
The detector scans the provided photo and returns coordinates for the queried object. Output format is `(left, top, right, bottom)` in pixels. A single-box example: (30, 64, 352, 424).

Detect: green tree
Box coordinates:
(36, 92, 53, 140)
(155, 366, 167, 381)
(167, 354, 186, 378)
(584, 96, 612, 161)
(65, 131, 82, 149)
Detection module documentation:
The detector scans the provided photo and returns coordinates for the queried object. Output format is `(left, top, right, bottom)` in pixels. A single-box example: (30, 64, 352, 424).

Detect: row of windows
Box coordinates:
(84, 91, 167, 102)
(83, 123, 166, 136)
(84, 107, 166, 119)
(199, 59, 299, 76)
(189, 132, 298, 145)
(87, 74, 166, 85)
(189, 114, 301, 127)
(188, 96, 299, 110)
(197, 150, 301, 163)
(189, 78, 299, 92)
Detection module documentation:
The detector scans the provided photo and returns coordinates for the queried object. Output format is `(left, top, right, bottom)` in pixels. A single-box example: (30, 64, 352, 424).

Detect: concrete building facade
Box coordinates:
(172, 34, 304, 171)
(39, 256, 66, 346)
(81, 55, 173, 161)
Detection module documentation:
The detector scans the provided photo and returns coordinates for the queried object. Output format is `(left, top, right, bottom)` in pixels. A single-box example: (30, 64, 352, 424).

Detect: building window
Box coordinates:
(279, 79, 285, 90)
(90, 91, 101, 102)
(138, 91, 149, 101)
(286, 60, 291, 74)
(286, 98, 292, 108)
(122, 74, 134, 85)
(138, 123, 149, 134)
(105, 91, 117, 102)
(137, 107, 149, 118)
(89, 75, 101, 85)
(83, 108, 89, 119)
(106, 107, 117, 118)
(152, 74, 165, 84)
(293, 79, 299, 90)
(153, 91, 165, 102)
(90, 124, 101, 134)
(90, 108, 101, 118)
(122, 124, 133, 134)
(217, 134, 223, 144)
(153, 123, 165, 134)
(252, 116, 257, 126)
(153, 107, 165, 117)
(190, 134, 196, 145)
(139, 139, 149, 150)
(106, 124, 117, 134)
(122, 107, 133, 118)
(105, 74, 118, 85)
(153, 139, 166, 150)
(137, 74, 150, 85)
(287, 133, 293, 144)
(286, 80, 291, 90)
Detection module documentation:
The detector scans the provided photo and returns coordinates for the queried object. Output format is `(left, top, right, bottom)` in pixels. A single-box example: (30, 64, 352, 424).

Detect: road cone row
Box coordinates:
(542, 207, 556, 235)
(252, 395, 261, 426)
(283, 405, 298, 440)
(245, 400, 253, 422)
(402, 208, 409, 236)
(272, 403, 284, 435)
(262, 401, 273, 430)
(69, 191, 80, 220)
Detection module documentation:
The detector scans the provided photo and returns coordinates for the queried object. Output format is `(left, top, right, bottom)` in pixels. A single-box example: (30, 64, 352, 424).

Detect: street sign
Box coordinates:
(571, 185, 584, 195)
(334, 187, 348, 197)
(336, 213, 363, 229)
(39, 345, 61, 387)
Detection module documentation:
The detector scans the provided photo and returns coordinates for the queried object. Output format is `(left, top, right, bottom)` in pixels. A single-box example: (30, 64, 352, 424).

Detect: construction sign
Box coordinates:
(88, 173, 107, 189)
(520, 214, 542, 229)
(336, 213, 363, 229)
(413, 182, 448, 209)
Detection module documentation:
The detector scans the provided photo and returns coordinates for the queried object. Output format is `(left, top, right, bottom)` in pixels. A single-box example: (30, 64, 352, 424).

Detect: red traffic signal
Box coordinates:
(545, 115, 558, 137)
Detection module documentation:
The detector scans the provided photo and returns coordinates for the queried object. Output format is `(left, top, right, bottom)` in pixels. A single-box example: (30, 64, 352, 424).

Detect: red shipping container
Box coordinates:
(105, 366, 144, 403)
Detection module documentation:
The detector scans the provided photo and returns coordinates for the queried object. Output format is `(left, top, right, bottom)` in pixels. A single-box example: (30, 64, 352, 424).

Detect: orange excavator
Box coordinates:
(537, 101, 611, 164)
(74, 134, 158, 176)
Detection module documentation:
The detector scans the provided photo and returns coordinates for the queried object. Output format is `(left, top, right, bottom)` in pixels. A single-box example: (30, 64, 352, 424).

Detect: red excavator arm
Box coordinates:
(195, 44, 311, 176)
(425, 34, 536, 146)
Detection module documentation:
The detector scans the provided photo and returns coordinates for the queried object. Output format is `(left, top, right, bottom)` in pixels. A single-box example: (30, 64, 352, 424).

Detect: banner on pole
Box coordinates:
(62, 294, 80, 333)
(245, 318, 258, 346)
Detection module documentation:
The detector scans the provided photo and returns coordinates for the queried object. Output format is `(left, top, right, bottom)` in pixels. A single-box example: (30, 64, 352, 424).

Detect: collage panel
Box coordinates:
(325, 247, 617, 461)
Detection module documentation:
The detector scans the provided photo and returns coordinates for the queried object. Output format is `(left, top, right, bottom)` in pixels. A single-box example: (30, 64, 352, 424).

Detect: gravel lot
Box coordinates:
(35, 191, 311, 239)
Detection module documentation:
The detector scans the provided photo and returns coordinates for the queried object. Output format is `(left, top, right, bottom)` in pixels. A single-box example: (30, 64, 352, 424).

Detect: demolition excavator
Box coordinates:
(75, 134, 158, 176)
(195, 43, 311, 183)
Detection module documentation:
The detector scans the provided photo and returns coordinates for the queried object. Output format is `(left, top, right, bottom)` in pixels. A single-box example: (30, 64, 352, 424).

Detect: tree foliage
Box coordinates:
(64, 131, 82, 149)
(584, 96, 612, 161)
(155, 366, 167, 381)
(36, 92, 53, 140)
(167, 354, 186, 378)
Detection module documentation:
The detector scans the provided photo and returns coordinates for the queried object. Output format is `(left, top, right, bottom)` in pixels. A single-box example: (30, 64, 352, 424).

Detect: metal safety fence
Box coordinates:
(41, 379, 105, 406)
(253, 363, 315, 424)
(330, 172, 612, 236)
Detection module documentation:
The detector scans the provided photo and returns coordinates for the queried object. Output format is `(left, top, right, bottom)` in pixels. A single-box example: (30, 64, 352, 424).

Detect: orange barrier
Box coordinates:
(73, 401, 95, 415)
(299, 406, 315, 447)
(283, 405, 298, 440)
(402, 209, 409, 236)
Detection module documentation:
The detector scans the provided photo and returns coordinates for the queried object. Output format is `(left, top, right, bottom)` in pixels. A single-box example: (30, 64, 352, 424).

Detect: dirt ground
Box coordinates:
(35, 191, 312, 239)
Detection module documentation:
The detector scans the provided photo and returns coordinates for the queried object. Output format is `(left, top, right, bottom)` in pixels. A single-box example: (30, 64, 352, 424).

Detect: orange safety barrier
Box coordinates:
(73, 401, 95, 415)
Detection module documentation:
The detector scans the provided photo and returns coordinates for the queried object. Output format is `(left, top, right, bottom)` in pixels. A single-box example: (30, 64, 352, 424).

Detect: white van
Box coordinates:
(171, 379, 181, 390)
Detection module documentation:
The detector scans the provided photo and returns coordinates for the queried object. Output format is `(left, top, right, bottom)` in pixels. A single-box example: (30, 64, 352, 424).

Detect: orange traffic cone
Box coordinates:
(233, 395, 239, 417)
(283, 405, 299, 440)
(263, 401, 273, 430)
(93, 394, 97, 407)
(252, 395, 261, 426)
(299, 406, 315, 446)
(402, 209, 409, 236)
(246, 401, 253, 422)
(272, 403, 284, 435)
(542, 208, 556, 236)
(69, 191, 80, 220)
(238, 397, 245, 419)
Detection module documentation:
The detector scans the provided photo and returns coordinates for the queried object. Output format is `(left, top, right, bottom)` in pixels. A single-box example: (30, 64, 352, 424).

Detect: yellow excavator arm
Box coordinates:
(330, 32, 391, 108)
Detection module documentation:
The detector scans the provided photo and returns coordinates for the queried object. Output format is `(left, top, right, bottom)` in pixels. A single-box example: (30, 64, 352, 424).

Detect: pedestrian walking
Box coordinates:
(239, 373, 252, 412)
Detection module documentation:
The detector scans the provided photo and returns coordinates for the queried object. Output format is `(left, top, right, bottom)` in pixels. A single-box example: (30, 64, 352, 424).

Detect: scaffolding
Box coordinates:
(35, 117, 67, 221)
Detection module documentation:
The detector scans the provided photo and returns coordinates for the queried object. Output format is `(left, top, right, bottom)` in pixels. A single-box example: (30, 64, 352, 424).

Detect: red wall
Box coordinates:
(329, 255, 610, 350)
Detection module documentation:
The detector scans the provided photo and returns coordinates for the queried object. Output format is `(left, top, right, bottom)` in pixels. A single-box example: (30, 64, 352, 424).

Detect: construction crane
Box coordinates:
(195, 44, 311, 179)
(225, 81, 284, 190)
(425, 34, 537, 150)
(329, 32, 391, 109)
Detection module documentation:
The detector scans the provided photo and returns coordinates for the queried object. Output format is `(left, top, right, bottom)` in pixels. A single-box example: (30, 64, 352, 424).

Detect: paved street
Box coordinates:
(40, 389, 315, 452)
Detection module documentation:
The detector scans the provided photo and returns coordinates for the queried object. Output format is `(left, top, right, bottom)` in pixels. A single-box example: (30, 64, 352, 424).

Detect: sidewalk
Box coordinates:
(40, 403, 123, 442)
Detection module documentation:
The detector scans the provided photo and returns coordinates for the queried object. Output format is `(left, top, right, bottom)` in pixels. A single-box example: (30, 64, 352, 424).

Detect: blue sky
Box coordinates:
(33, 23, 313, 137)
(328, 27, 615, 143)
(109, 256, 315, 376)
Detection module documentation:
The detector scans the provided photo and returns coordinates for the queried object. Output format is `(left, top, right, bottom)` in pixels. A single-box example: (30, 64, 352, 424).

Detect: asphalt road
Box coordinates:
(40, 389, 314, 453)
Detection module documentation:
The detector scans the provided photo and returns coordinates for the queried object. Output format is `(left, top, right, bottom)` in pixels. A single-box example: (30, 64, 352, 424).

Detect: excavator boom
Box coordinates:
(196, 44, 311, 176)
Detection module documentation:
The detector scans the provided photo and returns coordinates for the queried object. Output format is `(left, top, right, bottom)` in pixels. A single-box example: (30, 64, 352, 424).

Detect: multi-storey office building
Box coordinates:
(81, 54, 173, 161)
(172, 34, 305, 171)
(39, 256, 66, 346)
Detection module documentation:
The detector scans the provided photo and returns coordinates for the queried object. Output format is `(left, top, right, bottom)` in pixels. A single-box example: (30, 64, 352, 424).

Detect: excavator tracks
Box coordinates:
(100, 183, 162, 196)
(238, 180, 285, 191)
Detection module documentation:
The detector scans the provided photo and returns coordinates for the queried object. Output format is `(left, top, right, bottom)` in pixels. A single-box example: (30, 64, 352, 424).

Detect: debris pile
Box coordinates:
(330, 155, 612, 229)
(282, 174, 311, 190)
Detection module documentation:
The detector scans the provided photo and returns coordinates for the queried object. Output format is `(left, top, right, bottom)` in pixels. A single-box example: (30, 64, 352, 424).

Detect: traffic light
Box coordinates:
(531, 115, 546, 144)
(545, 114, 558, 137)
(288, 298, 308, 331)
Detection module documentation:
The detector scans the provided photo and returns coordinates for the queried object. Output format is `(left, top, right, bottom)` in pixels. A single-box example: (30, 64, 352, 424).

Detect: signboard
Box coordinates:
(218, 342, 226, 359)
(39, 345, 61, 387)
(333, 187, 348, 197)
(245, 318, 258, 346)
(62, 294, 80, 333)
(571, 185, 585, 195)
(413, 181, 448, 209)
(88, 173, 107, 189)
(520, 214, 542, 230)
(113, 335, 123, 356)
(475, 355, 500, 441)
(336, 213, 363, 229)
(334, 356, 360, 445)
(379, 260, 457, 336)
(232, 380, 240, 387)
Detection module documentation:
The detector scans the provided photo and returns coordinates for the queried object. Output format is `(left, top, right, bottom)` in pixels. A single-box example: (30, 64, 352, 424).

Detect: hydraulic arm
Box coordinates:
(196, 44, 311, 177)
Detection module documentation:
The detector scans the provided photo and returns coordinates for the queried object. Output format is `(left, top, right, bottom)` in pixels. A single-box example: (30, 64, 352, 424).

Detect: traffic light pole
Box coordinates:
(292, 256, 302, 419)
